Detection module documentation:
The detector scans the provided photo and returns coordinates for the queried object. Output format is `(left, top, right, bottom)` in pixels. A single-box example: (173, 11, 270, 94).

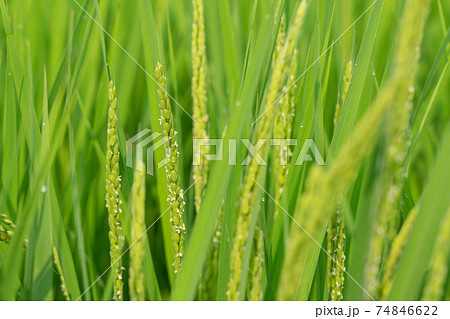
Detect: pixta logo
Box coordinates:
(126, 129, 169, 176)
(127, 129, 325, 176)
(193, 138, 325, 166)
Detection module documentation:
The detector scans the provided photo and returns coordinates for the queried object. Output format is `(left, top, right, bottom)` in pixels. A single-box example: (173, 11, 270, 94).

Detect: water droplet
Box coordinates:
(41, 185, 48, 193)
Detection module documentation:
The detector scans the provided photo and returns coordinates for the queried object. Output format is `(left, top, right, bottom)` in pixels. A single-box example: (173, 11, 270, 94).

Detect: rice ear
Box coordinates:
(273, 49, 298, 229)
(249, 228, 265, 301)
(192, 0, 209, 215)
(156, 63, 185, 275)
(105, 80, 124, 301)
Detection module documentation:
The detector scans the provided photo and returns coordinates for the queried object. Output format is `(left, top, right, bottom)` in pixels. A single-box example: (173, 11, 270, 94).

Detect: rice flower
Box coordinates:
(52, 241, 70, 301)
(422, 204, 450, 300)
(249, 228, 265, 301)
(192, 0, 209, 214)
(380, 207, 419, 299)
(156, 63, 185, 275)
(0, 213, 15, 244)
(105, 80, 123, 301)
(329, 207, 346, 301)
(0, 213, 28, 248)
(129, 161, 146, 301)
(364, 0, 430, 299)
(227, 0, 308, 301)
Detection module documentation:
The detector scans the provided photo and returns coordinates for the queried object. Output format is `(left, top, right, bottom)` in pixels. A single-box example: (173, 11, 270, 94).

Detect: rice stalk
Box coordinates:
(364, 0, 430, 299)
(327, 61, 352, 301)
(380, 207, 419, 299)
(156, 63, 185, 275)
(249, 228, 265, 301)
(105, 80, 124, 301)
(129, 161, 146, 301)
(199, 127, 227, 299)
(192, 0, 209, 215)
(422, 204, 450, 300)
(227, 0, 308, 300)
(273, 48, 297, 228)
(192, 0, 216, 294)
(198, 207, 222, 300)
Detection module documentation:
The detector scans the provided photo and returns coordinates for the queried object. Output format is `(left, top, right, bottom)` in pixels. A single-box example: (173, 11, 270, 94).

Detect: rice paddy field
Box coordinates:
(0, 0, 450, 301)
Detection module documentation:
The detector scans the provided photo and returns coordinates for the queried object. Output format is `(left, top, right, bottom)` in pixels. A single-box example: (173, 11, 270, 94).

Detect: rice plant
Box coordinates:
(0, 0, 449, 302)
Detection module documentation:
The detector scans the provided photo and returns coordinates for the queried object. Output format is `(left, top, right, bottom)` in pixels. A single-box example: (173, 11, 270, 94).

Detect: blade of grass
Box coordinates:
(30, 69, 53, 300)
(0, 0, 40, 158)
(68, 121, 92, 300)
(0, 91, 77, 299)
